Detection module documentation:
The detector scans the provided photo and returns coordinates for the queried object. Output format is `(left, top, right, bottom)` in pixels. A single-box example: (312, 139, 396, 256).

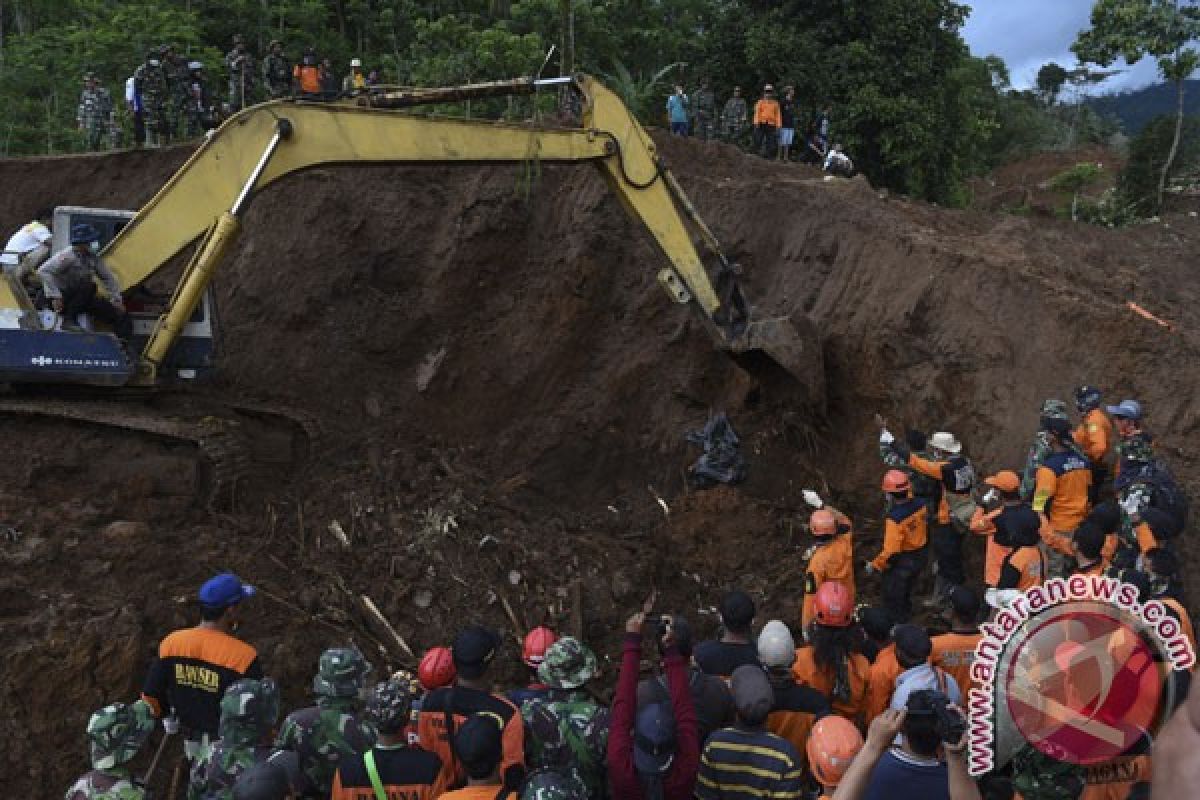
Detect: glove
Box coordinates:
(802, 489, 824, 509)
(981, 488, 998, 507)
(801, 545, 817, 561)
(879, 428, 895, 445)
(163, 716, 180, 735)
(863, 560, 878, 576)
(1120, 493, 1142, 518)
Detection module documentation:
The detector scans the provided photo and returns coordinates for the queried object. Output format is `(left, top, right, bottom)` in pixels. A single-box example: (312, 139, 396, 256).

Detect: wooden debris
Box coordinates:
(358, 594, 415, 661)
(328, 520, 351, 549)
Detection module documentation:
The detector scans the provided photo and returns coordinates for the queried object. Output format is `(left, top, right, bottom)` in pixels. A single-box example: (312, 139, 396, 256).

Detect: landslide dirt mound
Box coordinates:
(1, 135, 1198, 797)
(968, 144, 1124, 215)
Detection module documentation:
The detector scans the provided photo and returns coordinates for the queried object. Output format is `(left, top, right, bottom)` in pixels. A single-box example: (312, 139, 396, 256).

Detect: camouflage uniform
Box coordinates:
(521, 637, 610, 799)
(692, 86, 716, 140)
(165, 50, 191, 140)
(77, 77, 114, 151)
(721, 94, 748, 141)
(1114, 437, 1157, 566)
(226, 37, 258, 112)
(188, 678, 280, 800)
(262, 43, 292, 99)
(1010, 745, 1085, 800)
(66, 700, 155, 800)
(133, 55, 170, 147)
(1020, 399, 1077, 500)
(521, 770, 587, 800)
(274, 648, 376, 796)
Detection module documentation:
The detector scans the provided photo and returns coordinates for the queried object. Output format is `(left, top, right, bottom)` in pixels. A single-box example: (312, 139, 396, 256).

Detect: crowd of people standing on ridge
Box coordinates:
(665, 82, 853, 176)
(64, 384, 1195, 800)
(75, 35, 382, 153)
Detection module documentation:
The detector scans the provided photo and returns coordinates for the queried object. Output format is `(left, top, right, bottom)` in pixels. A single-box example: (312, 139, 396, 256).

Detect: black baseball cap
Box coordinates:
(860, 607, 892, 641)
(452, 625, 500, 679)
(893, 624, 932, 662)
(719, 590, 756, 630)
(948, 586, 980, 621)
(453, 713, 503, 778)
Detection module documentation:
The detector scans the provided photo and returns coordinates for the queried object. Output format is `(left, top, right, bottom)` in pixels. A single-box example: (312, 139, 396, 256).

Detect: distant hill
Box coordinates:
(1086, 79, 1200, 134)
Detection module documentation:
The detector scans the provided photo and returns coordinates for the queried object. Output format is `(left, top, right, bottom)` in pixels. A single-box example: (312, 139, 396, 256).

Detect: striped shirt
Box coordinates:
(696, 725, 804, 800)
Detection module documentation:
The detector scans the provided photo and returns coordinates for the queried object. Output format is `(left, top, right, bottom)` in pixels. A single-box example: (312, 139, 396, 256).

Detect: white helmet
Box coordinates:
(929, 431, 962, 454)
(350, 58, 363, 68)
(757, 619, 796, 669)
(187, 61, 204, 71)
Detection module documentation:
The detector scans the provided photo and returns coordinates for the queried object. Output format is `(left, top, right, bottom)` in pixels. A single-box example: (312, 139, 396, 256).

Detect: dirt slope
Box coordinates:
(0, 136, 1197, 796)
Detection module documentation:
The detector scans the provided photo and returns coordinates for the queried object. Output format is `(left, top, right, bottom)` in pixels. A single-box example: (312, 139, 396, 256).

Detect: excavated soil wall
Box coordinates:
(1, 137, 1198, 796)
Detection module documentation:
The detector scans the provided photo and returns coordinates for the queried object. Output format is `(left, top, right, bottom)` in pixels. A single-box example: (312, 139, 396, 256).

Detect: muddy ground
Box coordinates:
(1, 134, 1198, 796)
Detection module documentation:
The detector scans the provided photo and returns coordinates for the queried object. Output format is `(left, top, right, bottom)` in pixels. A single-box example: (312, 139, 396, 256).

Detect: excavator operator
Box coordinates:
(38, 224, 131, 338)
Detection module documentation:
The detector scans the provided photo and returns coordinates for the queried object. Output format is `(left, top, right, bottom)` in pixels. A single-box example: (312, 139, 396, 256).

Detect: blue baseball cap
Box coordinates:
(633, 702, 676, 774)
(199, 572, 256, 609)
(1105, 399, 1143, 420)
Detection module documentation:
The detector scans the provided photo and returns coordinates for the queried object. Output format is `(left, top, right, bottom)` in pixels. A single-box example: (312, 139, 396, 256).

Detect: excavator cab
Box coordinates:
(0, 207, 216, 386)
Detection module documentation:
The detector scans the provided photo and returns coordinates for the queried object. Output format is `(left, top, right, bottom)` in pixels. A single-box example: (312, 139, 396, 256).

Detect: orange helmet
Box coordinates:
(417, 646, 456, 690)
(522, 626, 558, 668)
(881, 469, 910, 494)
(808, 715, 864, 787)
(814, 581, 854, 627)
(810, 509, 837, 537)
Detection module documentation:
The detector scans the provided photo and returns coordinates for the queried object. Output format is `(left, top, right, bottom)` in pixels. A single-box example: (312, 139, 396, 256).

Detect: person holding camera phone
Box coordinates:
(832, 691, 979, 800)
(607, 592, 699, 800)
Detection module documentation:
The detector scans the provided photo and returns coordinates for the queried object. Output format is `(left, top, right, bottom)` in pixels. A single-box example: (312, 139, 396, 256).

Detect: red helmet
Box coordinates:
(810, 509, 837, 537)
(808, 715, 864, 787)
(881, 469, 911, 494)
(417, 646, 456, 690)
(814, 581, 854, 628)
(522, 626, 558, 668)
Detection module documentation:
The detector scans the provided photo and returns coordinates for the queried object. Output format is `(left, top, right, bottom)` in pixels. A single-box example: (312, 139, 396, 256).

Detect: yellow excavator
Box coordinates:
(0, 75, 819, 483)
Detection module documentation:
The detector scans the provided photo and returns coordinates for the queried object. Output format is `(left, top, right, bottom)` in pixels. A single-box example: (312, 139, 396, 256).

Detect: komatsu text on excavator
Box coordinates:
(0, 75, 818, 405)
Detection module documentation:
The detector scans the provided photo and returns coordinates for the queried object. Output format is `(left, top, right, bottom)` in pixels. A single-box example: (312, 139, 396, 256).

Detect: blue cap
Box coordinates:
(199, 573, 255, 609)
(633, 702, 676, 774)
(1105, 399, 1142, 420)
(70, 223, 100, 246)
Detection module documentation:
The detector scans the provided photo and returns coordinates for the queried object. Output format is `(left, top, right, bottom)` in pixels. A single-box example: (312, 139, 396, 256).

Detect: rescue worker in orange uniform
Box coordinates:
(865, 467, 928, 624)
(752, 84, 782, 158)
(806, 715, 864, 800)
(969, 470, 1021, 588)
(757, 619, 832, 758)
(996, 509, 1046, 591)
(799, 491, 855, 630)
(1032, 416, 1092, 579)
(881, 428, 975, 605)
(1073, 385, 1113, 502)
(792, 581, 871, 726)
(931, 587, 983, 701)
(864, 637, 901, 723)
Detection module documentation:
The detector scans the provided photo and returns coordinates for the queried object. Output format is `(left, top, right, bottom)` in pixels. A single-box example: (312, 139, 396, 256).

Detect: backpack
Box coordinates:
(1133, 461, 1189, 534)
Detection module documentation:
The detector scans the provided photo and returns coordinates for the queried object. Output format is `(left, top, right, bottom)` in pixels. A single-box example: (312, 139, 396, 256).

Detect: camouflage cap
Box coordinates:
(87, 699, 155, 770)
(312, 646, 371, 698)
(219, 678, 280, 742)
(1011, 746, 1085, 800)
(390, 669, 421, 697)
(537, 636, 598, 690)
(1040, 399, 1069, 421)
(520, 769, 587, 800)
(365, 678, 414, 734)
(1122, 436, 1154, 465)
(83, 71, 97, 82)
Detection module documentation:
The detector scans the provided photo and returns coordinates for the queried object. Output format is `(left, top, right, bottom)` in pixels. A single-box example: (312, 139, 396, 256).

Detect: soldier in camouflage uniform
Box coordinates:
(692, 81, 716, 141)
(721, 87, 748, 143)
(521, 770, 586, 800)
(161, 44, 191, 141)
(274, 647, 376, 796)
(520, 637, 610, 799)
(188, 678, 280, 800)
(65, 699, 155, 800)
(226, 35, 258, 113)
(77, 73, 114, 152)
(1019, 399, 1082, 500)
(262, 40, 292, 99)
(133, 50, 170, 147)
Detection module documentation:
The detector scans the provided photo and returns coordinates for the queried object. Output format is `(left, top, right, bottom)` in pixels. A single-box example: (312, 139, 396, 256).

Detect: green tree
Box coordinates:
(1048, 162, 1104, 220)
(1036, 62, 1069, 105)
(1118, 112, 1200, 214)
(1073, 0, 1200, 212)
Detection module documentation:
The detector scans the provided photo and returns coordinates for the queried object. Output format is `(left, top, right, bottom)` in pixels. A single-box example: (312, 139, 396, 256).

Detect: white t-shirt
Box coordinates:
(1, 222, 52, 265)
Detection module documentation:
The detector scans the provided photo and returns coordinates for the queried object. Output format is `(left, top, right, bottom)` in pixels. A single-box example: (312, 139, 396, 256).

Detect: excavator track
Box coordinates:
(0, 394, 318, 511)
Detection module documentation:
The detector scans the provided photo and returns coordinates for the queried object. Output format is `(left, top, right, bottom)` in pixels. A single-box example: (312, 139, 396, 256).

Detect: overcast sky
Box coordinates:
(961, 1, 1163, 96)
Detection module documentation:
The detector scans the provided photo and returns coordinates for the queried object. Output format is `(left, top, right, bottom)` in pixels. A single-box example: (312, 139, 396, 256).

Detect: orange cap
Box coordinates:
(984, 470, 1020, 493)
